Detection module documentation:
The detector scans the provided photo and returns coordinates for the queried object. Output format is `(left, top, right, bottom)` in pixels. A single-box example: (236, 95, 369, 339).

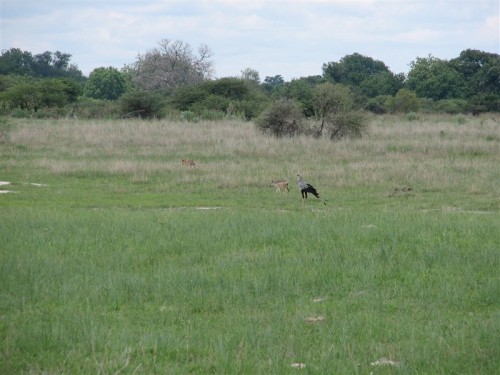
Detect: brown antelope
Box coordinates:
(181, 159, 196, 167)
(270, 179, 290, 193)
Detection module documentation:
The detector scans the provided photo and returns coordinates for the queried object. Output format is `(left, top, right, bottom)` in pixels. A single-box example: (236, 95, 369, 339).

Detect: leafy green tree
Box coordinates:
(205, 78, 265, 119)
(323, 53, 390, 85)
(301, 75, 325, 85)
(0, 48, 84, 82)
(450, 49, 500, 97)
(84, 67, 127, 100)
(57, 78, 82, 102)
(314, 82, 350, 136)
(450, 49, 500, 112)
(240, 68, 260, 84)
(322, 53, 404, 101)
(359, 71, 405, 97)
(0, 48, 34, 75)
(313, 82, 368, 139)
(32, 51, 84, 81)
(271, 78, 316, 116)
(262, 75, 285, 93)
(406, 55, 465, 100)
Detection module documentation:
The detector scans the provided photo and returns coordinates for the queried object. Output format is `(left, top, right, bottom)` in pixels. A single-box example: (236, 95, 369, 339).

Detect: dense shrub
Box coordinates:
(72, 98, 121, 119)
(326, 110, 368, 140)
(0, 77, 81, 114)
(366, 95, 391, 114)
(170, 78, 266, 120)
(255, 99, 304, 137)
(170, 85, 208, 111)
(119, 91, 165, 118)
(435, 99, 468, 114)
(386, 89, 420, 113)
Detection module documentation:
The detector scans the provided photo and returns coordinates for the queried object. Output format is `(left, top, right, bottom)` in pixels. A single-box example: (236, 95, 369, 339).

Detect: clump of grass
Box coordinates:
(405, 111, 419, 121)
(0, 117, 14, 143)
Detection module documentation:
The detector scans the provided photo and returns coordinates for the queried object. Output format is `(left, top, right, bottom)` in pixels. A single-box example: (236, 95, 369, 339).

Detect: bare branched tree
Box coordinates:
(127, 39, 214, 92)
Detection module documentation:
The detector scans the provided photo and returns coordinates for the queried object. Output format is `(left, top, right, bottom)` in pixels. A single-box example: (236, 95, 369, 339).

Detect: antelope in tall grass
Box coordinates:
(181, 159, 196, 167)
(270, 179, 290, 193)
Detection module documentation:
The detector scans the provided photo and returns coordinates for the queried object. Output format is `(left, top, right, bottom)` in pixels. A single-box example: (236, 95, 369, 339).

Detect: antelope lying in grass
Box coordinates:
(181, 159, 196, 167)
(270, 179, 290, 193)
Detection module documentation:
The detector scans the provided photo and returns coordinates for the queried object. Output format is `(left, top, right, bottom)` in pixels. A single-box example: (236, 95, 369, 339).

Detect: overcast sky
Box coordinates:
(1, 0, 498, 81)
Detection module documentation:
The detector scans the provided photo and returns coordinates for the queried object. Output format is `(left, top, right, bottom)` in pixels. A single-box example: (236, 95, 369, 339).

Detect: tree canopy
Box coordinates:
(0, 48, 85, 82)
(406, 55, 465, 100)
(0, 44, 499, 118)
(84, 67, 127, 100)
(124, 39, 214, 92)
(322, 53, 404, 98)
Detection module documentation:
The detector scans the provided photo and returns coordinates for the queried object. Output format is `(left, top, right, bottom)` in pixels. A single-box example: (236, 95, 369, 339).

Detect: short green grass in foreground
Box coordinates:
(1, 115, 499, 374)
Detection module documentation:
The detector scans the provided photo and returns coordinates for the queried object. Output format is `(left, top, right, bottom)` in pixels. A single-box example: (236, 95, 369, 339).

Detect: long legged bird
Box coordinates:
(296, 175, 326, 205)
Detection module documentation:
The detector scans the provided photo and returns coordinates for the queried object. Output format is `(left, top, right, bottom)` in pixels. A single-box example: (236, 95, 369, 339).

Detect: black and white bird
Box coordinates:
(296, 175, 326, 205)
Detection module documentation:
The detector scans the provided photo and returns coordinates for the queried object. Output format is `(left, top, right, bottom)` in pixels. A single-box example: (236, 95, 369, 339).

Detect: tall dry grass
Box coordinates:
(6, 114, 500, 193)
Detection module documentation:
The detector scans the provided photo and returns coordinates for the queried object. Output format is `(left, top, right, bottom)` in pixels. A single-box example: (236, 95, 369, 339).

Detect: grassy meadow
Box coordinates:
(1, 114, 499, 374)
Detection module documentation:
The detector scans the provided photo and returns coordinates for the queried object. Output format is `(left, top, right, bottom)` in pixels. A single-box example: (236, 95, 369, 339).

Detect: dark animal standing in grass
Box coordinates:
(296, 175, 326, 205)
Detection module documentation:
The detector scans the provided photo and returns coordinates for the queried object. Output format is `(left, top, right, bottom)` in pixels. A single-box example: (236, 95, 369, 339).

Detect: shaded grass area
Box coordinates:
(1, 116, 499, 373)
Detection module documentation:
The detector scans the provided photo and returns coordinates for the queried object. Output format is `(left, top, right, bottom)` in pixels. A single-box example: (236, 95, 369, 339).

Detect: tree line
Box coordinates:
(1, 41, 499, 124)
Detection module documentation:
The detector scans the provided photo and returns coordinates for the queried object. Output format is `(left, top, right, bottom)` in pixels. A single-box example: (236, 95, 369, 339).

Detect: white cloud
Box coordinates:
(1, 0, 498, 79)
(478, 15, 500, 42)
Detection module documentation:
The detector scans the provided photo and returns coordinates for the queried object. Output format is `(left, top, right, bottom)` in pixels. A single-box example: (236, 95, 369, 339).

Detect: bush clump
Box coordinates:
(255, 99, 304, 137)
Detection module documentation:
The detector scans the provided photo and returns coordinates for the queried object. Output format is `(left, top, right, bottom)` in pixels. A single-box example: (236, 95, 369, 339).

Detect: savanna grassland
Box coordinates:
(1, 114, 499, 374)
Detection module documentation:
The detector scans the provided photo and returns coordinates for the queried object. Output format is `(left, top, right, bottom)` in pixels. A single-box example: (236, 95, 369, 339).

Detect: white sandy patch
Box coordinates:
(370, 358, 400, 367)
(313, 297, 326, 303)
(304, 316, 325, 323)
(0, 181, 10, 186)
(0, 190, 16, 194)
(29, 183, 47, 187)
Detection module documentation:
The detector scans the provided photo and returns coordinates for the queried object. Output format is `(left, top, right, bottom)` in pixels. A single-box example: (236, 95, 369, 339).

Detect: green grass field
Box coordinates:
(1, 114, 499, 374)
